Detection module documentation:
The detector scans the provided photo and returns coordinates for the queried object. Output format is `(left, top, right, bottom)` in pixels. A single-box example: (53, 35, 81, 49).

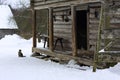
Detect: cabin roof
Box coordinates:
(0, 5, 18, 29)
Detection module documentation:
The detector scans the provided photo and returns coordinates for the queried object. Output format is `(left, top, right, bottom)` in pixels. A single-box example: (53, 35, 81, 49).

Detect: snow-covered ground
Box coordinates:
(0, 34, 120, 80)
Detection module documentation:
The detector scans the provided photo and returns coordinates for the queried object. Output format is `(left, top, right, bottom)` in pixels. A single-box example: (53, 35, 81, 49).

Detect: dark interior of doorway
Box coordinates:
(76, 10, 87, 50)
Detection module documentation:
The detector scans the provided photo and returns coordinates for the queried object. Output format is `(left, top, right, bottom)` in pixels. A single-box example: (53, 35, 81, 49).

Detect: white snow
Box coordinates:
(99, 49, 105, 53)
(0, 34, 120, 80)
(0, 5, 18, 29)
(0, 0, 29, 29)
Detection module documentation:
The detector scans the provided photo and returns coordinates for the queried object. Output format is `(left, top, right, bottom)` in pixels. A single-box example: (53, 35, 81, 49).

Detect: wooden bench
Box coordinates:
(54, 37, 63, 50)
(39, 34, 64, 49)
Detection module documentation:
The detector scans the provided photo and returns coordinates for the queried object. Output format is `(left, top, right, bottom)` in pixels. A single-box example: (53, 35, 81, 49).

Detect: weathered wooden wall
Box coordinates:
(88, 7, 101, 51)
(53, 4, 101, 51)
(31, 0, 120, 52)
(31, 0, 100, 9)
(104, 8, 120, 51)
(53, 6, 72, 50)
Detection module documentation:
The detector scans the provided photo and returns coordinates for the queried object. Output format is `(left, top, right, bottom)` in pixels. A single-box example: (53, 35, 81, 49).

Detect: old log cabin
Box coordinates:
(31, 0, 120, 70)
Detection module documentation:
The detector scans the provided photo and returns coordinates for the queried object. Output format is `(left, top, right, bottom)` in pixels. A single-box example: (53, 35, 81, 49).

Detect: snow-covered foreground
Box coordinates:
(0, 34, 120, 80)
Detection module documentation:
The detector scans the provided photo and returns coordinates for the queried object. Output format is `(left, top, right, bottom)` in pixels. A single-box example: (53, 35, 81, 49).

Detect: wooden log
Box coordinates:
(49, 8, 54, 51)
(54, 33, 72, 39)
(54, 21, 72, 25)
(54, 24, 72, 29)
(54, 29, 72, 33)
(33, 0, 101, 10)
(89, 29, 98, 34)
(32, 9, 37, 48)
(89, 19, 99, 24)
(89, 25, 98, 30)
(32, 47, 104, 69)
(71, 5, 77, 56)
(53, 6, 70, 12)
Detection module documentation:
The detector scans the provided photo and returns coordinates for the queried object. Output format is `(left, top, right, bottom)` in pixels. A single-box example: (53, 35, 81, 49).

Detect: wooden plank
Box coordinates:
(49, 8, 54, 51)
(71, 5, 77, 56)
(54, 21, 72, 25)
(33, 0, 101, 10)
(89, 35, 97, 39)
(53, 12, 65, 16)
(53, 39, 72, 44)
(54, 33, 72, 39)
(89, 24, 98, 30)
(34, 0, 70, 4)
(54, 27, 71, 31)
(54, 24, 72, 29)
(32, 47, 103, 68)
(33, 47, 92, 65)
(89, 29, 98, 34)
(54, 29, 72, 33)
(89, 19, 99, 24)
(76, 4, 88, 10)
(34, 0, 74, 7)
(89, 18, 99, 22)
(53, 12, 70, 17)
(53, 6, 71, 12)
(89, 40, 104, 46)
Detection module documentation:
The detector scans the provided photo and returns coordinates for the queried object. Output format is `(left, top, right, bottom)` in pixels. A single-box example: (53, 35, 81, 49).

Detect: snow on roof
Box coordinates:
(0, 5, 18, 29)
(4, 0, 30, 9)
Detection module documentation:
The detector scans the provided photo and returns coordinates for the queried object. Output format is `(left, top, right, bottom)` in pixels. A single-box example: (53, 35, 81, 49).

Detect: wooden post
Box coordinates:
(87, 10, 89, 50)
(32, 8, 37, 48)
(49, 8, 54, 51)
(93, 4, 104, 72)
(71, 5, 77, 56)
(47, 9, 49, 48)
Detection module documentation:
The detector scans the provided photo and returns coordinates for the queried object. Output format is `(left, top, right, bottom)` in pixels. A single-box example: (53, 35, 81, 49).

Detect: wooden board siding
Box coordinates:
(31, 0, 120, 52)
(52, 4, 102, 52)
(103, 8, 120, 51)
(88, 7, 100, 51)
(31, 0, 101, 10)
(53, 7, 72, 51)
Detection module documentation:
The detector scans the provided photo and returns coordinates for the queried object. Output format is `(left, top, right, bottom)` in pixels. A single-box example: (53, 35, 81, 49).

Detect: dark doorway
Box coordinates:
(76, 10, 87, 50)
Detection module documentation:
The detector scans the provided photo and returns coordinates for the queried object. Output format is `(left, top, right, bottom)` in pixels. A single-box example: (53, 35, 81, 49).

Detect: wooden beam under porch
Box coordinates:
(32, 47, 104, 69)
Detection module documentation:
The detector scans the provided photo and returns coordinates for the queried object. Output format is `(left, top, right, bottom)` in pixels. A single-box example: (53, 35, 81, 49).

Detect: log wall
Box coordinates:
(88, 7, 100, 51)
(31, 0, 120, 52)
(104, 8, 120, 51)
(53, 5, 101, 51)
(31, 0, 100, 9)
(53, 7, 72, 50)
